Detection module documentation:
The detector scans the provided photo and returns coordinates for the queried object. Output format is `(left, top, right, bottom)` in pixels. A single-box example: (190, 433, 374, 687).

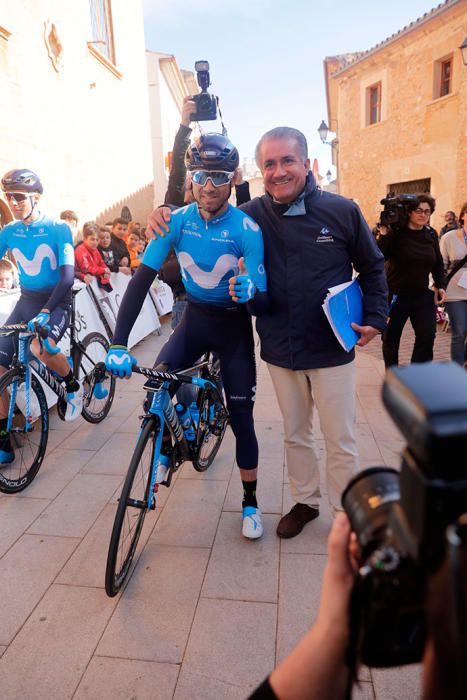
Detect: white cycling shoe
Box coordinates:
(64, 383, 83, 422)
(242, 506, 263, 539)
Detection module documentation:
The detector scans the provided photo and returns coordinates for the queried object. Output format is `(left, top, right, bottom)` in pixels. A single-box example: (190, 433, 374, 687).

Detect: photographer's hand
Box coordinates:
(146, 207, 172, 240)
(268, 514, 354, 700)
(351, 323, 380, 347)
(181, 96, 196, 128)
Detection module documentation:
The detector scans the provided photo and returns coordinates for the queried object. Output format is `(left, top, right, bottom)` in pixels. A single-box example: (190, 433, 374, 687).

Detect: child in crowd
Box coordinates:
(136, 237, 146, 260)
(110, 218, 131, 275)
(0, 258, 18, 291)
(126, 231, 143, 271)
(60, 209, 80, 245)
(75, 222, 112, 291)
(98, 226, 120, 272)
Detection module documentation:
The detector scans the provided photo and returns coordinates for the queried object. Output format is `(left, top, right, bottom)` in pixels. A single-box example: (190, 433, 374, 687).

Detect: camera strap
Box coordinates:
(446, 254, 467, 283)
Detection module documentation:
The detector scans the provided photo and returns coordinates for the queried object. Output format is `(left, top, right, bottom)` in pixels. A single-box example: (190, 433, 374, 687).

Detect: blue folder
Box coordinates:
(322, 278, 363, 352)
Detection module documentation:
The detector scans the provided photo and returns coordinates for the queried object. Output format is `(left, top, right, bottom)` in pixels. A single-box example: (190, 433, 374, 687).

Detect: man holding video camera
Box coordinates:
(376, 193, 446, 367)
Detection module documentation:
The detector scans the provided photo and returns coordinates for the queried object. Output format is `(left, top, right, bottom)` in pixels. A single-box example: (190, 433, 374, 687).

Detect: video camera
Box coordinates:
(190, 60, 218, 122)
(342, 362, 467, 669)
(379, 192, 418, 228)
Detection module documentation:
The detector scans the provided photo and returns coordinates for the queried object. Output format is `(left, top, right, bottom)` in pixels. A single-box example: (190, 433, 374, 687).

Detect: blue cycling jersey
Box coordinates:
(143, 203, 267, 306)
(0, 214, 74, 292)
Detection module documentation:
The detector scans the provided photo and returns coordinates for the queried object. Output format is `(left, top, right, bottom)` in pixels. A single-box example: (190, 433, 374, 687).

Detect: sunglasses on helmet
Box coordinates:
(4, 192, 33, 204)
(191, 171, 235, 187)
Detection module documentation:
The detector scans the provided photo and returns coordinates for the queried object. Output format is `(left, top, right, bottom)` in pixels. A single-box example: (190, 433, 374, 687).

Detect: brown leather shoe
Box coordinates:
(276, 503, 319, 538)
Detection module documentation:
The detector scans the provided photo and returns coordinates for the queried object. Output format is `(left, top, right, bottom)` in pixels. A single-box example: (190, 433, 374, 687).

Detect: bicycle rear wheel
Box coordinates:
(0, 368, 48, 494)
(192, 386, 228, 472)
(105, 418, 159, 597)
(73, 331, 115, 423)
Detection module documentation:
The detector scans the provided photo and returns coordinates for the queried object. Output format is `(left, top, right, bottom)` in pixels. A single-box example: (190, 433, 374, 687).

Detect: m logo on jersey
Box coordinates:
(242, 217, 260, 232)
(12, 244, 57, 276)
(178, 252, 238, 289)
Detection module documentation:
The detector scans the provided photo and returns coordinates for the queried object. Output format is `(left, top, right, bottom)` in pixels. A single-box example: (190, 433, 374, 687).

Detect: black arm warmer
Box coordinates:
(246, 290, 271, 317)
(164, 125, 192, 207)
(112, 264, 158, 346)
(44, 265, 75, 312)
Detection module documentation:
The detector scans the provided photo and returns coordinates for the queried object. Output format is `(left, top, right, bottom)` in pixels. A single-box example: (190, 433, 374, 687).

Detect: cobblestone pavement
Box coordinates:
(0, 319, 452, 699)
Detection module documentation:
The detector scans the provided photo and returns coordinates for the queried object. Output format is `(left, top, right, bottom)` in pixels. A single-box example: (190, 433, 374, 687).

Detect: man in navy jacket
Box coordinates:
(148, 126, 387, 539)
(236, 127, 387, 537)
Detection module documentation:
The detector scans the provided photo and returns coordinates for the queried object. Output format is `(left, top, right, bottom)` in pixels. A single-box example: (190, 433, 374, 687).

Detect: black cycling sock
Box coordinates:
(242, 479, 257, 508)
(63, 370, 79, 392)
(0, 418, 8, 433)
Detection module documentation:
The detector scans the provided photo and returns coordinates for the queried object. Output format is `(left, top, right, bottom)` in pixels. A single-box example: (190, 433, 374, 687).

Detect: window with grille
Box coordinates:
(387, 178, 431, 196)
(366, 82, 381, 125)
(434, 56, 453, 99)
(89, 0, 115, 64)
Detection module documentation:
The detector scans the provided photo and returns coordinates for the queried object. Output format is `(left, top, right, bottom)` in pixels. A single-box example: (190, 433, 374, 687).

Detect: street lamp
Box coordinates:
(318, 120, 330, 143)
(318, 120, 337, 146)
(460, 37, 467, 66)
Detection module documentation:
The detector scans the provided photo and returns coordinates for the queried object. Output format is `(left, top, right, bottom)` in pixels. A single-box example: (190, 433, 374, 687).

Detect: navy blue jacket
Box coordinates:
(240, 174, 388, 370)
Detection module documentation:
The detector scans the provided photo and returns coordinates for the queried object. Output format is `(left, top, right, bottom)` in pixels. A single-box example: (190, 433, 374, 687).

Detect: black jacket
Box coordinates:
(240, 174, 388, 370)
(377, 225, 446, 294)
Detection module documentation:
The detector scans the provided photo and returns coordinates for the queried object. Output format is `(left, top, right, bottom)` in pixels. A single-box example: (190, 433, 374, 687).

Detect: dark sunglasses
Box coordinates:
(4, 192, 32, 203)
(191, 170, 235, 187)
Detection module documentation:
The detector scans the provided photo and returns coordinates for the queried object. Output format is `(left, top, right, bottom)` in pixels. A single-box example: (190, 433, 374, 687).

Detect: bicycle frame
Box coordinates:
(133, 364, 221, 507)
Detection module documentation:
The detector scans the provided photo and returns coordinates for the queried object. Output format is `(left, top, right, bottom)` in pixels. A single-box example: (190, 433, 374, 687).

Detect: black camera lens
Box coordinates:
(342, 467, 400, 557)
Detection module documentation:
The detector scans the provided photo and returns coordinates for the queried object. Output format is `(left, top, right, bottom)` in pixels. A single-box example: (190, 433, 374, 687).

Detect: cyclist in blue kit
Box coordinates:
(106, 134, 269, 539)
(0, 169, 83, 461)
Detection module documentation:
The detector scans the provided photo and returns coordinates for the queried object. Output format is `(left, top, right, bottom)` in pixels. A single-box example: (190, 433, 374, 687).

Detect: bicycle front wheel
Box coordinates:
(73, 331, 115, 423)
(193, 387, 228, 472)
(105, 418, 159, 597)
(0, 368, 48, 494)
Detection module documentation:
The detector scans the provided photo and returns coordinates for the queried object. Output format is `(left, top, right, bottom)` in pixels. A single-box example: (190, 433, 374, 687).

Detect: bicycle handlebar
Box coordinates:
(0, 323, 60, 354)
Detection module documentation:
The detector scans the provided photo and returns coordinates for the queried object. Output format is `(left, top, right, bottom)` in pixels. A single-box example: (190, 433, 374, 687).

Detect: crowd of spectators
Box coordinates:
(68, 216, 148, 291)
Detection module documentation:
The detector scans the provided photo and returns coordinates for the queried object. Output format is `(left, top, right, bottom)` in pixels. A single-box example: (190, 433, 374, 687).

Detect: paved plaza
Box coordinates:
(0, 319, 452, 699)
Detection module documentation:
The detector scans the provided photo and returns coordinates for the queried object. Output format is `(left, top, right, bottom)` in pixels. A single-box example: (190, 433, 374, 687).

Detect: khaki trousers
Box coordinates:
(267, 361, 359, 510)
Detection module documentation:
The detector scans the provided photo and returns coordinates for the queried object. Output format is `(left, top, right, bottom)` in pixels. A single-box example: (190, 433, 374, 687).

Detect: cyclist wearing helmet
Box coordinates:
(0, 169, 83, 459)
(106, 133, 269, 539)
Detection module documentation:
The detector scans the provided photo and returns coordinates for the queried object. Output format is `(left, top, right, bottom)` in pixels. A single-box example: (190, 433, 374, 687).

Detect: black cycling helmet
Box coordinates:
(1, 169, 43, 194)
(185, 133, 239, 172)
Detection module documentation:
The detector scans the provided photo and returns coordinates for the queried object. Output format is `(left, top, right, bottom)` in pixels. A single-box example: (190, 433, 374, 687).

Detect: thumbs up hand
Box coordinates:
(229, 257, 256, 303)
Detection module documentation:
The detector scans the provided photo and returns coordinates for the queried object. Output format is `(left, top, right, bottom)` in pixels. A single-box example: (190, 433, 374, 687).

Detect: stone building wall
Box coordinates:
(326, 0, 467, 230)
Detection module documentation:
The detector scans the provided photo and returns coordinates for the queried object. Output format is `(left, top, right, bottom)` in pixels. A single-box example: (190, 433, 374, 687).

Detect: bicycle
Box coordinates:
(105, 358, 228, 597)
(0, 293, 115, 494)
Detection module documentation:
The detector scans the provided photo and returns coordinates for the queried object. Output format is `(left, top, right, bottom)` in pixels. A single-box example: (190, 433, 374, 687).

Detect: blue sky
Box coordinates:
(143, 0, 442, 175)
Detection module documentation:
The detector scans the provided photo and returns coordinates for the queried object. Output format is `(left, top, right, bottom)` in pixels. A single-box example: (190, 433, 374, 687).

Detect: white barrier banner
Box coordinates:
(149, 278, 174, 317)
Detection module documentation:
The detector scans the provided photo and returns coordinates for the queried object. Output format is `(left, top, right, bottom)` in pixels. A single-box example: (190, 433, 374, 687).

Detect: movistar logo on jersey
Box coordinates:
(178, 252, 238, 289)
(243, 217, 260, 232)
(13, 244, 58, 276)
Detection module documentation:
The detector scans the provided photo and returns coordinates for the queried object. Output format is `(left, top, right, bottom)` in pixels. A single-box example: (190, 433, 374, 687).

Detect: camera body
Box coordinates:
(379, 192, 418, 228)
(191, 60, 218, 122)
(342, 362, 467, 668)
